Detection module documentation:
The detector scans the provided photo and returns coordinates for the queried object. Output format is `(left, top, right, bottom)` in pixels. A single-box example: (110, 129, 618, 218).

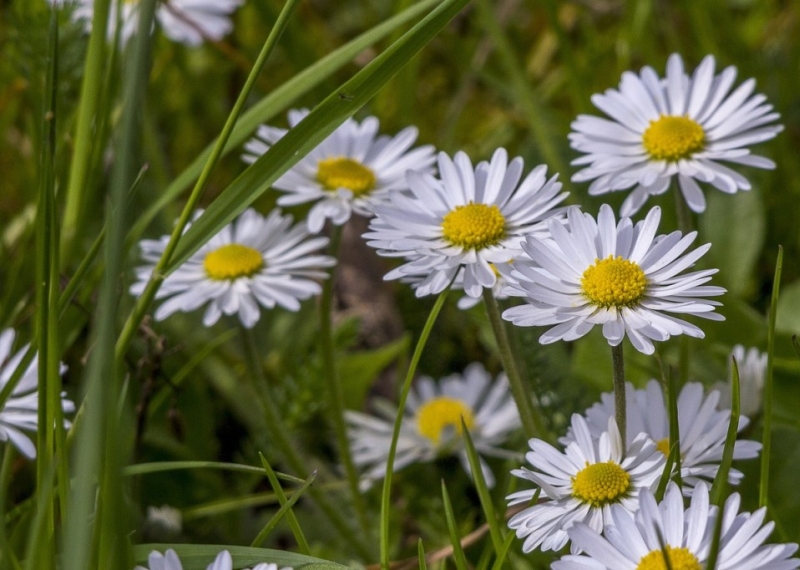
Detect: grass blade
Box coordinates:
(250, 470, 316, 548)
(710, 356, 740, 506)
(258, 453, 311, 554)
(441, 480, 469, 570)
(460, 418, 504, 551)
(417, 539, 428, 570)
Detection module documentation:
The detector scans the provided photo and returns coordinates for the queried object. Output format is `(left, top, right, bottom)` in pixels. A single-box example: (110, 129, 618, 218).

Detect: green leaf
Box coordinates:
(775, 279, 800, 335)
(441, 481, 469, 570)
(132, 545, 352, 569)
(339, 334, 410, 410)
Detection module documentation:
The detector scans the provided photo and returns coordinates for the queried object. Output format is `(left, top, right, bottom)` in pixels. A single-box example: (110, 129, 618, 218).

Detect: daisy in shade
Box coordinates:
(345, 363, 521, 488)
(136, 549, 292, 570)
(507, 414, 664, 553)
(130, 208, 335, 328)
(715, 345, 767, 418)
(563, 380, 760, 495)
(242, 110, 435, 234)
(66, 0, 243, 47)
(364, 148, 567, 299)
(0, 329, 74, 460)
(553, 482, 800, 570)
(570, 53, 782, 216)
(502, 204, 725, 355)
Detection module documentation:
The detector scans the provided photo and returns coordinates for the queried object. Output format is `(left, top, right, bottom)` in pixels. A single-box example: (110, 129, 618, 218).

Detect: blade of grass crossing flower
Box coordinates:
(460, 418, 504, 551)
(441, 481, 469, 570)
(166, 0, 471, 274)
(250, 470, 317, 548)
(666, 367, 682, 490)
(611, 343, 627, 450)
(705, 495, 726, 570)
(381, 289, 450, 569)
(116, 0, 302, 362)
(656, 527, 675, 570)
(418, 539, 428, 570)
(258, 453, 311, 554)
(710, 356, 740, 506)
(760, 245, 782, 508)
(655, 442, 678, 503)
(489, 529, 516, 570)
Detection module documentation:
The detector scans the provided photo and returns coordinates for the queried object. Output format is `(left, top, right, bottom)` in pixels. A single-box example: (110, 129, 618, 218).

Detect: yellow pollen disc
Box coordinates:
(416, 396, 475, 446)
(316, 157, 376, 196)
(441, 203, 506, 249)
(581, 255, 648, 308)
(203, 244, 264, 281)
(571, 461, 631, 507)
(642, 115, 705, 162)
(656, 438, 671, 456)
(636, 546, 702, 570)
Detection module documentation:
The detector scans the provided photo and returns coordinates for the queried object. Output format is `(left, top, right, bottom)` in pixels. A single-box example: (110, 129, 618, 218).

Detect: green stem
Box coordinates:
(482, 289, 544, 440)
(381, 290, 449, 570)
(674, 184, 694, 235)
(611, 343, 627, 450)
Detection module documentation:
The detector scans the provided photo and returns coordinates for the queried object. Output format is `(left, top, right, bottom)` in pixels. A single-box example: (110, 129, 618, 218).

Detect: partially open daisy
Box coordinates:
(0, 329, 74, 460)
(570, 53, 783, 215)
(564, 380, 761, 495)
(345, 363, 520, 488)
(242, 110, 435, 234)
(715, 345, 767, 418)
(553, 482, 800, 570)
(130, 208, 335, 328)
(136, 549, 293, 570)
(502, 204, 725, 354)
(67, 0, 243, 47)
(507, 414, 664, 553)
(365, 148, 567, 299)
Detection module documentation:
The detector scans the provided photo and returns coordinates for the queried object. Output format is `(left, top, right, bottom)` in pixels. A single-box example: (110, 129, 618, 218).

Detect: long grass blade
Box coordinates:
(417, 538, 428, 570)
(460, 418, 504, 551)
(710, 356, 740, 506)
(249, 470, 316, 548)
(441, 480, 469, 570)
(258, 453, 311, 554)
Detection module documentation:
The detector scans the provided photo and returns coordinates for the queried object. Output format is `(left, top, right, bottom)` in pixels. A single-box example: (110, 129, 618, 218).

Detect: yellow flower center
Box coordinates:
(571, 461, 631, 507)
(203, 244, 264, 281)
(416, 396, 475, 446)
(636, 546, 702, 570)
(441, 203, 506, 249)
(656, 438, 671, 456)
(316, 157, 376, 196)
(642, 115, 705, 162)
(581, 255, 648, 308)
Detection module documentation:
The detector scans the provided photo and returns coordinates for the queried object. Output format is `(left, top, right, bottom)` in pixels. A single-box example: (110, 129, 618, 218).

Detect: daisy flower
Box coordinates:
(564, 380, 760, 494)
(715, 345, 767, 418)
(502, 204, 726, 355)
(507, 414, 664, 553)
(135, 549, 292, 570)
(130, 208, 335, 328)
(553, 482, 800, 570)
(0, 329, 74, 459)
(364, 148, 568, 299)
(242, 110, 435, 234)
(345, 363, 521, 488)
(570, 53, 783, 216)
(66, 0, 243, 47)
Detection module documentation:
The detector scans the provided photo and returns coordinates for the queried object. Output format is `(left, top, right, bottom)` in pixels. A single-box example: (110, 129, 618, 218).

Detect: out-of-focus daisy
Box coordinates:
(365, 148, 567, 299)
(130, 208, 335, 328)
(66, 0, 243, 47)
(345, 363, 520, 488)
(242, 110, 435, 234)
(564, 380, 760, 495)
(715, 345, 767, 418)
(507, 414, 664, 553)
(570, 53, 782, 216)
(0, 329, 74, 460)
(135, 549, 293, 570)
(145, 504, 182, 535)
(502, 204, 725, 355)
(553, 482, 800, 570)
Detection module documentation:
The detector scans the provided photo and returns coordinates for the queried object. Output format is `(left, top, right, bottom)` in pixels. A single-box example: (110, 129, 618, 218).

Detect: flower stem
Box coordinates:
(482, 289, 544, 439)
(674, 184, 694, 235)
(611, 343, 626, 449)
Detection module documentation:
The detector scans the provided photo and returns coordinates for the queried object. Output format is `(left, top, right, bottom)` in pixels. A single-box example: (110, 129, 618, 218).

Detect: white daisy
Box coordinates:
(570, 53, 783, 216)
(66, 0, 243, 47)
(553, 482, 800, 570)
(0, 329, 74, 460)
(507, 414, 664, 553)
(714, 345, 767, 418)
(564, 380, 761, 495)
(501, 204, 726, 355)
(364, 148, 568, 299)
(242, 109, 435, 234)
(135, 549, 292, 570)
(130, 208, 335, 328)
(345, 362, 521, 488)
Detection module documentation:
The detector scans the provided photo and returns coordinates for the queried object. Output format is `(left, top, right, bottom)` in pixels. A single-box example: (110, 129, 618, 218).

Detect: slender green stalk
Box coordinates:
(123, 460, 303, 482)
(760, 245, 783, 508)
(417, 539, 428, 570)
(482, 290, 544, 439)
(441, 481, 469, 570)
(710, 357, 740, 506)
(461, 420, 504, 551)
(258, 453, 311, 554)
(674, 183, 694, 235)
(489, 532, 516, 570)
(318, 225, 370, 535)
(666, 366, 682, 490)
(611, 343, 627, 450)
(115, 0, 302, 363)
(250, 471, 316, 548)
(0, 446, 22, 570)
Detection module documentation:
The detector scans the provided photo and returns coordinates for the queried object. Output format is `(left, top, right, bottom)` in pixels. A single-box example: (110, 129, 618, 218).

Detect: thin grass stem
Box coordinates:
(611, 343, 626, 450)
(258, 453, 311, 554)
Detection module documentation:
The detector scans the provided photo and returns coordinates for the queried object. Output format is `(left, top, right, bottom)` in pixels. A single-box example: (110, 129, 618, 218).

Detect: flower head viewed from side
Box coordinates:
(130, 208, 335, 328)
(135, 549, 293, 570)
(715, 344, 767, 417)
(502, 204, 725, 354)
(365, 148, 567, 299)
(0, 329, 74, 460)
(564, 380, 760, 495)
(346, 363, 520, 488)
(570, 53, 783, 216)
(242, 110, 435, 234)
(553, 482, 800, 570)
(507, 414, 664, 553)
